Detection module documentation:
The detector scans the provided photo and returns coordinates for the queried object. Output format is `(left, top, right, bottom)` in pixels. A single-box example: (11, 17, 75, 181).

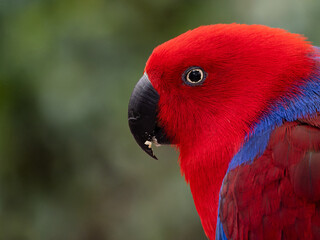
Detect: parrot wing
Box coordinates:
(219, 112, 320, 240)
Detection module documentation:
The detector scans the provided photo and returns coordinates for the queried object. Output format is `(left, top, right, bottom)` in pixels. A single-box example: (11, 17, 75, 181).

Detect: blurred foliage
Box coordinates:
(0, 0, 319, 239)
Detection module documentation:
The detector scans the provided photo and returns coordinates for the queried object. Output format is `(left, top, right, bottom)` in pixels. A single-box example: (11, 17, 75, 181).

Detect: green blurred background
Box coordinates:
(0, 0, 320, 239)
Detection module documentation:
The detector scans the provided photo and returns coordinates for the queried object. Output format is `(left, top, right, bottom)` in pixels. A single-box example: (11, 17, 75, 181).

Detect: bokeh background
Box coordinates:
(1, 0, 320, 239)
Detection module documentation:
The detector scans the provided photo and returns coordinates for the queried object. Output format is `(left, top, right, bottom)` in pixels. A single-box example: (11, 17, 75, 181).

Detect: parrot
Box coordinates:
(127, 24, 320, 240)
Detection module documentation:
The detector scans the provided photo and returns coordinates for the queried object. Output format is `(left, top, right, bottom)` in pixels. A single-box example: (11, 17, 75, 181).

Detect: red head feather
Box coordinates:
(144, 24, 315, 239)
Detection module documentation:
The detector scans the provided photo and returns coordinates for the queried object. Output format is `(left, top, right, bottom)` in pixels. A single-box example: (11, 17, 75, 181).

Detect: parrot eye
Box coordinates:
(183, 67, 207, 86)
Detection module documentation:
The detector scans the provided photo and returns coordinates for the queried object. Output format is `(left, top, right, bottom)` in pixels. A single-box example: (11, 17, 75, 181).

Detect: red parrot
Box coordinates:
(128, 24, 320, 240)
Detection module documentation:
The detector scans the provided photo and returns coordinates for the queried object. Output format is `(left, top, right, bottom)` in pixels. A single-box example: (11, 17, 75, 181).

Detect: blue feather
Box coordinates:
(216, 215, 228, 240)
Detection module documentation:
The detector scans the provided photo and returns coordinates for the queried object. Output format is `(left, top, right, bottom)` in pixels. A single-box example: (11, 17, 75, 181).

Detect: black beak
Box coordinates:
(128, 73, 170, 159)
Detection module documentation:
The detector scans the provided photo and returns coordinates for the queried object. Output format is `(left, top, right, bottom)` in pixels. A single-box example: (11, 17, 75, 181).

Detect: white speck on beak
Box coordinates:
(144, 140, 152, 148)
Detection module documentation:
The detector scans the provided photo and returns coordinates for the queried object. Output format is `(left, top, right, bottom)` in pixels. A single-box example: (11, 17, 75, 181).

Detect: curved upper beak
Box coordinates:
(128, 73, 170, 159)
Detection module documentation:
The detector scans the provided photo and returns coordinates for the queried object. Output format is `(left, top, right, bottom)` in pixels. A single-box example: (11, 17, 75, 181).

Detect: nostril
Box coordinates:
(128, 110, 140, 121)
(128, 117, 139, 122)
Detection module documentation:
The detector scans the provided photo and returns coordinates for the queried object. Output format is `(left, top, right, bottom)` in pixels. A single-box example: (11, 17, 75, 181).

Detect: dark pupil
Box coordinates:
(188, 70, 201, 82)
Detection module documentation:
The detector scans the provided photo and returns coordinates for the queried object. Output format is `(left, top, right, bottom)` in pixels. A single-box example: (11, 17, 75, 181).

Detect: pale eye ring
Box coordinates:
(182, 67, 207, 86)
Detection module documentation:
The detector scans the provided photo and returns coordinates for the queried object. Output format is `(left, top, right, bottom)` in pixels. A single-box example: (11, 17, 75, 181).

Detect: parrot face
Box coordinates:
(129, 24, 312, 160)
(128, 24, 319, 239)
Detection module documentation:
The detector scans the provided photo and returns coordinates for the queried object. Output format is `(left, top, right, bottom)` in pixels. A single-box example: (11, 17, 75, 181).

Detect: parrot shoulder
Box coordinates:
(271, 112, 320, 202)
(219, 112, 320, 240)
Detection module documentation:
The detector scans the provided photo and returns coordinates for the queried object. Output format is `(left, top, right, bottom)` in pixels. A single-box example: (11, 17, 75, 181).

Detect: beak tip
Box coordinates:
(143, 146, 158, 160)
(152, 153, 158, 160)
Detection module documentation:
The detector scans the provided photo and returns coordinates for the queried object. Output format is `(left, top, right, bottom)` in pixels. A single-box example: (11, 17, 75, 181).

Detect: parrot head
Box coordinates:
(128, 24, 314, 238)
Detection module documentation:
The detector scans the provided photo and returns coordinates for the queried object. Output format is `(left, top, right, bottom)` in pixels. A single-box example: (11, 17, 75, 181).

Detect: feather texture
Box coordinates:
(219, 113, 320, 240)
